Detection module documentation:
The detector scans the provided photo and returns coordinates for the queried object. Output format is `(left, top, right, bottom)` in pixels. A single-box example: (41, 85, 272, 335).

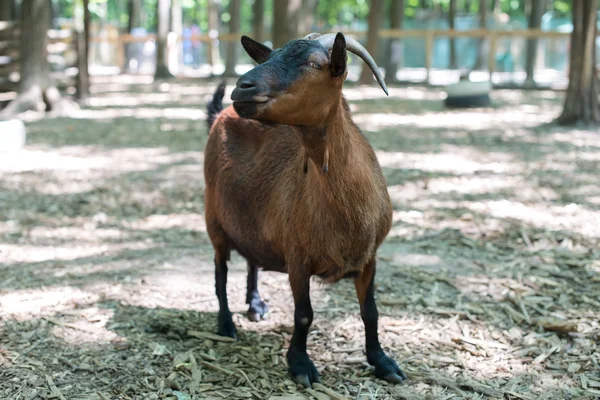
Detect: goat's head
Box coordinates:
(231, 32, 387, 126)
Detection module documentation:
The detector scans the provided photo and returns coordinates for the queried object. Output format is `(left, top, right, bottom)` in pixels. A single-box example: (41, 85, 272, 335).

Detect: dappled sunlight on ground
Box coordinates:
(0, 78, 599, 399)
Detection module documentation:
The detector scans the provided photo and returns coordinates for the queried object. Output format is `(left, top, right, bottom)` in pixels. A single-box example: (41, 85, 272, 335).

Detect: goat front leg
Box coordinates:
(355, 258, 406, 383)
(246, 262, 268, 321)
(215, 246, 237, 338)
(287, 268, 320, 388)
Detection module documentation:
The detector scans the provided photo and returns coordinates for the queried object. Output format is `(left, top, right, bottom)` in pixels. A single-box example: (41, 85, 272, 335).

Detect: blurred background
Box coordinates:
(0, 0, 591, 97)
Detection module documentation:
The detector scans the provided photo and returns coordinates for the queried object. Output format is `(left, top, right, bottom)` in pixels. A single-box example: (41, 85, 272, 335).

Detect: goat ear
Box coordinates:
(241, 35, 272, 64)
(330, 32, 347, 78)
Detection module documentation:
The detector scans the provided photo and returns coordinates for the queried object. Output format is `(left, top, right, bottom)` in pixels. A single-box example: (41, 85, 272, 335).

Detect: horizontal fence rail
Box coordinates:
(0, 24, 590, 90)
(87, 28, 582, 86)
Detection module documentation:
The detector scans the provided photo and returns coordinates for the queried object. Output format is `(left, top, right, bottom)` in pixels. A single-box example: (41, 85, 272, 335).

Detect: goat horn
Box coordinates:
(314, 33, 388, 96)
(303, 32, 321, 40)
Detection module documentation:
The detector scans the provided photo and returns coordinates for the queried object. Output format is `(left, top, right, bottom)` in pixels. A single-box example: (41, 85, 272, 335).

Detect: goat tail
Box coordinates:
(207, 81, 226, 131)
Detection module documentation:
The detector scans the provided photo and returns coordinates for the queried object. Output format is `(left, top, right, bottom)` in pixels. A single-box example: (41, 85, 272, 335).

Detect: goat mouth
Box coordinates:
(232, 96, 270, 104)
(232, 98, 270, 119)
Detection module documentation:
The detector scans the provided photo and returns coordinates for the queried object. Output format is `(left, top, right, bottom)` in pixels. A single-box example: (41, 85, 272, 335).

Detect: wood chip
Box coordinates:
(198, 360, 235, 375)
(188, 331, 236, 342)
(312, 383, 349, 400)
(305, 388, 330, 400)
(536, 318, 579, 333)
(45, 375, 66, 400)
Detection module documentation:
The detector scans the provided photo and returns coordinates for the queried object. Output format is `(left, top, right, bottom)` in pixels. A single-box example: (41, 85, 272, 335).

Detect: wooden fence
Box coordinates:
(0, 21, 82, 93)
(0, 25, 590, 90)
(87, 27, 583, 85)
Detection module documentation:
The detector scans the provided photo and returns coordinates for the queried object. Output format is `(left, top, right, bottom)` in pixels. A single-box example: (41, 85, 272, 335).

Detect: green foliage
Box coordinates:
(316, 0, 369, 28)
(50, 0, 575, 34)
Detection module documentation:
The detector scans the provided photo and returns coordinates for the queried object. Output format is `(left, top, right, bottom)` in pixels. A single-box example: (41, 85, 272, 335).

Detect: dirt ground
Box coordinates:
(0, 77, 599, 400)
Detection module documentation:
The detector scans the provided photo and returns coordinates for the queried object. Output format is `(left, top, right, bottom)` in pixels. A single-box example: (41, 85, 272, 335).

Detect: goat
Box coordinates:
(203, 32, 405, 387)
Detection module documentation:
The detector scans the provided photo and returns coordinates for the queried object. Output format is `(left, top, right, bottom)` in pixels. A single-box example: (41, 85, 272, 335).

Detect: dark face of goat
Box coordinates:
(231, 34, 348, 126)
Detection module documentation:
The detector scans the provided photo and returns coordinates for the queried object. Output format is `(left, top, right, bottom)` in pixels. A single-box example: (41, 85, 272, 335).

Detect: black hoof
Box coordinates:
(371, 353, 407, 384)
(217, 312, 237, 339)
(247, 298, 269, 322)
(288, 351, 321, 388)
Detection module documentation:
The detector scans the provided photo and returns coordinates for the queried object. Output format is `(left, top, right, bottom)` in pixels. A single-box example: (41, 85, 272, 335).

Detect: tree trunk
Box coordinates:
(384, 0, 404, 83)
(95, 1, 109, 64)
(206, 0, 221, 70)
(76, 0, 90, 99)
(358, 0, 384, 85)
(0, 0, 14, 20)
(297, 0, 318, 35)
(170, 0, 182, 74)
(492, 0, 501, 15)
(524, 0, 546, 88)
(1, 0, 76, 116)
(19, 0, 50, 93)
(252, 0, 264, 43)
(449, 0, 457, 69)
(126, 0, 141, 71)
(272, 0, 305, 49)
(273, 0, 290, 48)
(272, 0, 288, 48)
(223, 0, 240, 77)
(557, 0, 600, 125)
(127, 0, 141, 32)
(154, 0, 173, 79)
(473, 0, 487, 70)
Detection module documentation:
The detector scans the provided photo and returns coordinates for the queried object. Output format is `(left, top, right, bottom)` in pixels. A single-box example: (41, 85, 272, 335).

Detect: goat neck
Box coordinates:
(294, 96, 356, 177)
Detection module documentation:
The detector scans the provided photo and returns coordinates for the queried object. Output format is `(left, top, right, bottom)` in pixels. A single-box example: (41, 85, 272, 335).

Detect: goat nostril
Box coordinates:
(240, 82, 255, 89)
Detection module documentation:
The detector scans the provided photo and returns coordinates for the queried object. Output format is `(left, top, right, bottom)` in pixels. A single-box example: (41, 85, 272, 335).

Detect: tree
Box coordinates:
(1, 0, 74, 116)
(358, 0, 384, 85)
(0, 0, 15, 20)
(128, 0, 141, 32)
(524, 0, 547, 88)
(448, 0, 457, 69)
(556, 0, 600, 125)
(297, 0, 318, 35)
(170, 0, 182, 74)
(473, 0, 487, 70)
(76, 0, 90, 99)
(273, 0, 293, 48)
(206, 0, 221, 71)
(384, 0, 404, 83)
(154, 0, 173, 79)
(223, 0, 240, 77)
(125, 0, 142, 71)
(252, 0, 264, 44)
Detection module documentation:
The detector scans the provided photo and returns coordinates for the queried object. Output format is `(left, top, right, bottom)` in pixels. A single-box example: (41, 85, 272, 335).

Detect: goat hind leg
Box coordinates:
(214, 244, 237, 338)
(355, 258, 406, 383)
(246, 262, 268, 322)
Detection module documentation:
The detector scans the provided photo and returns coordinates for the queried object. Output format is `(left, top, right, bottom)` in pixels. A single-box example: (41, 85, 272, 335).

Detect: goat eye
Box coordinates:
(308, 61, 321, 70)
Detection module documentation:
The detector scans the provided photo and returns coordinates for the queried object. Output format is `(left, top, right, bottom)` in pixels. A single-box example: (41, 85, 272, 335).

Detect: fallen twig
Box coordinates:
(44, 317, 98, 334)
(45, 375, 66, 400)
(198, 360, 235, 375)
(313, 383, 349, 400)
(188, 330, 236, 342)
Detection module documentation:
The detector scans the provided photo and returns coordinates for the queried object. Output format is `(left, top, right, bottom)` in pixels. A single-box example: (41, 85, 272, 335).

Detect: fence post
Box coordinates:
(488, 31, 497, 82)
(116, 35, 125, 71)
(425, 30, 434, 85)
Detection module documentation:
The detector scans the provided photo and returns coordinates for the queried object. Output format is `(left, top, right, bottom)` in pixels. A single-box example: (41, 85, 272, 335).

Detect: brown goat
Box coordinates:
(203, 32, 405, 387)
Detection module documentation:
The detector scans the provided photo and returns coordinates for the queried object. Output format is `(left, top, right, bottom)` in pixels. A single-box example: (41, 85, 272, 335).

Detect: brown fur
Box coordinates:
(203, 92, 392, 283)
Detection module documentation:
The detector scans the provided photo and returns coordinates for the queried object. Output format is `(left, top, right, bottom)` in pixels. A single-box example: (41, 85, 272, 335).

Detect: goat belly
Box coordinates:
(228, 238, 287, 273)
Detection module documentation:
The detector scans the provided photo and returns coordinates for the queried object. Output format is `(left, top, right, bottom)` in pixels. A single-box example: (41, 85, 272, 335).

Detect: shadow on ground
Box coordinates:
(0, 78, 599, 399)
